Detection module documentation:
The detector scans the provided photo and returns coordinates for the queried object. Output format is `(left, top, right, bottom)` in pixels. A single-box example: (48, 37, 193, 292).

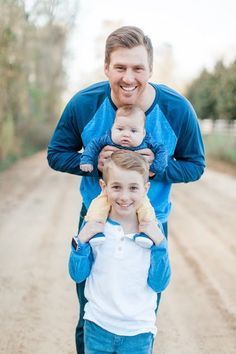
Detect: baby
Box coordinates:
(80, 105, 167, 248)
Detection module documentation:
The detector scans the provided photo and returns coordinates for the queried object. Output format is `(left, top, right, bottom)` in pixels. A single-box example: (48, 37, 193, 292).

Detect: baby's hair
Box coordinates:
(115, 105, 146, 123)
(102, 150, 149, 183)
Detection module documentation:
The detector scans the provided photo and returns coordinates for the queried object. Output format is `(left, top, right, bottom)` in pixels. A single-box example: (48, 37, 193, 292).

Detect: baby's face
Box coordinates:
(111, 114, 145, 147)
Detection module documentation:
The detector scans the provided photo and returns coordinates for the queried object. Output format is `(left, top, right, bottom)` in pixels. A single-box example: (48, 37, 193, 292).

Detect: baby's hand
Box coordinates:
(80, 164, 94, 172)
(78, 221, 105, 243)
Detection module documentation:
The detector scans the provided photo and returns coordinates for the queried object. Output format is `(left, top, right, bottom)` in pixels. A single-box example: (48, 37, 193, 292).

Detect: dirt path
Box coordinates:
(0, 151, 236, 354)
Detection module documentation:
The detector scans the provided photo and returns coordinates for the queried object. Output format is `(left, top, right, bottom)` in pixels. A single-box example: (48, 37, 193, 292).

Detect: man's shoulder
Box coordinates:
(73, 81, 109, 100)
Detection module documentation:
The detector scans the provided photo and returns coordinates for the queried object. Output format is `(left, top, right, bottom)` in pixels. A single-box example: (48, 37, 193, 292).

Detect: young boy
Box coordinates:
(69, 150, 171, 354)
(80, 105, 168, 248)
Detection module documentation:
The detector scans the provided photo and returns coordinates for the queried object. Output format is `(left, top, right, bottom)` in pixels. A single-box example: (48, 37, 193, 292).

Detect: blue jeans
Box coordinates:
(75, 203, 168, 354)
(84, 320, 154, 354)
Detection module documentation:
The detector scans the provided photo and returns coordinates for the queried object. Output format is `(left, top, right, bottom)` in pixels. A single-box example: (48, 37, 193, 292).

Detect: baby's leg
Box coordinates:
(85, 193, 110, 246)
(134, 196, 156, 248)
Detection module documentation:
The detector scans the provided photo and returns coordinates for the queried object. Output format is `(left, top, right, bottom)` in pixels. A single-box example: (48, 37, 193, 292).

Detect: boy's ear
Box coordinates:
(99, 179, 107, 193)
(145, 181, 150, 193)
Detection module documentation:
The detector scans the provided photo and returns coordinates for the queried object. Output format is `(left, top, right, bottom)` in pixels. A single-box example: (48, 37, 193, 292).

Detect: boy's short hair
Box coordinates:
(116, 105, 146, 123)
(105, 26, 153, 71)
(102, 150, 149, 183)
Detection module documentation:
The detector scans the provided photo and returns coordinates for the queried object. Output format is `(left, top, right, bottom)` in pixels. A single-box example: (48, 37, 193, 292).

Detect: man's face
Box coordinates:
(101, 163, 149, 220)
(104, 45, 152, 107)
(111, 114, 145, 147)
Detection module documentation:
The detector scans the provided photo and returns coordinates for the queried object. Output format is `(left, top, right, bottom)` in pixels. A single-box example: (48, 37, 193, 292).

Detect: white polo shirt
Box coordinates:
(84, 219, 157, 336)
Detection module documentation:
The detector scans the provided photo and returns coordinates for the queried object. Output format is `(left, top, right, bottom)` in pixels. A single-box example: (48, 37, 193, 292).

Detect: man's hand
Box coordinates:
(137, 148, 155, 178)
(136, 148, 154, 164)
(139, 220, 164, 245)
(97, 145, 119, 172)
(78, 221, 105, 244)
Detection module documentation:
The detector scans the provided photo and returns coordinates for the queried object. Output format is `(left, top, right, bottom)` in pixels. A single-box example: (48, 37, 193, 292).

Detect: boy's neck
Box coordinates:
(109, 211, 139, 234)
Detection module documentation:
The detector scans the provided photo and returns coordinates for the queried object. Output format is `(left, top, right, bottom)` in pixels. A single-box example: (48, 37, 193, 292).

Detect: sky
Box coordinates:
(66, 0, 236, 93)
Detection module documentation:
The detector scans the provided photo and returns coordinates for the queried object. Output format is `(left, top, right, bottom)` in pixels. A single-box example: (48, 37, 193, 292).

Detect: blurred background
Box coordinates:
(1, 0, 236, 171)
(1, 2, 236, 353)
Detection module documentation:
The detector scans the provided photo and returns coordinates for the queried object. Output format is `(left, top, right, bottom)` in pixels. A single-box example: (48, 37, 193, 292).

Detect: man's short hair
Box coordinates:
(105, 26, 153, 71)
(102, 150, 149, 183)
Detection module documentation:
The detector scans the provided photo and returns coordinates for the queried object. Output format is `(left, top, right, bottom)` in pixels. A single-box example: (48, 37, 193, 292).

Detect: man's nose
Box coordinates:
(122, 69, 134, 83)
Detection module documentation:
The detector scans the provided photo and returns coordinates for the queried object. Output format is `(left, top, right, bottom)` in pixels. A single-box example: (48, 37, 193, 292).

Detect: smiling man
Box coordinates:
(47, 26, 205, 354)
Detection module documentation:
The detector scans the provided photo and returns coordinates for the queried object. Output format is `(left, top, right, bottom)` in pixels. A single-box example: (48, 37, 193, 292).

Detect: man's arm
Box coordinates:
(155, 102, 205, 184)
(47, 101, 99, 176)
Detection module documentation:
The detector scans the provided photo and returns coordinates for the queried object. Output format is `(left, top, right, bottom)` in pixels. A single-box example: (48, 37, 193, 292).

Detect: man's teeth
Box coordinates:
(121, 86, 136, 91)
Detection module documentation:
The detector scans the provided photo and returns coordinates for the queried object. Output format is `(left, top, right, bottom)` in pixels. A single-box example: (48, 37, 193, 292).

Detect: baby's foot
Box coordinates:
(89, 232, 105, 246)
(133, 232, 154, 248)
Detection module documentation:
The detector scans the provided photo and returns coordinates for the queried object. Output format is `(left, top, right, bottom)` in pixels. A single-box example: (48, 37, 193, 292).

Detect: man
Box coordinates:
(47, 26, 205, 354)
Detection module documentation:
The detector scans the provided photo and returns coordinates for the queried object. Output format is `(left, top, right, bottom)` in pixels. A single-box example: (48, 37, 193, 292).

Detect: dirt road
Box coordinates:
(0, 151, 235, 354)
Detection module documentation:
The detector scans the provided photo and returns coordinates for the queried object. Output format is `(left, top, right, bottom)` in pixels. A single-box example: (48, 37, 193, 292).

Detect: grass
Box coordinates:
(203, 133, 236, 165)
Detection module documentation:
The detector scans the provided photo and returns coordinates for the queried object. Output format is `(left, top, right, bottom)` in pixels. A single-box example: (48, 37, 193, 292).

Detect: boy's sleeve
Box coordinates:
(147, 238, 171, 292)
(68, 242, 94, 283)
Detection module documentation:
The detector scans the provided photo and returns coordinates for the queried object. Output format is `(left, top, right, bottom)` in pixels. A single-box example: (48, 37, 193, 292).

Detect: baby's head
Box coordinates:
(111, 105, 146, 147)
(101, 150, 150, 217)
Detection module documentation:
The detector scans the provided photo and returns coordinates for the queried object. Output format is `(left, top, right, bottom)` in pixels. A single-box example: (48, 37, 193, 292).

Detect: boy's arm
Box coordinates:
(68, 241, 93, 283)
(139, 220, 171, 292)
(68, 221, 104, 283)
(147, 238, 171, 293)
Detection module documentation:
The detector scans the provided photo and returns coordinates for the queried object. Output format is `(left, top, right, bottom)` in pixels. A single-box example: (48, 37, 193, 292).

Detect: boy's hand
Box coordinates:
(78, 221, 105, 244)
(139, 220, 164, 245)
(80, 164, 94, 172)
(136, 148, 154, 165)
(97, 145, 119, 172)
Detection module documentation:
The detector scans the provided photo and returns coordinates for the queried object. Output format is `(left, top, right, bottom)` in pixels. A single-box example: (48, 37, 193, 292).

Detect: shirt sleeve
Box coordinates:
(155, 91, 205, 183)
(80, 135, 110, 166)
(147, 238, 171, 292)
(47, 100, 99, 177)
(68, 243, 94, 283)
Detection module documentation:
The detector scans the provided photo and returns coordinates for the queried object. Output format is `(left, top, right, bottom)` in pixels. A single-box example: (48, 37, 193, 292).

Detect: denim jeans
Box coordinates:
(84, 320, 154, 354)
(75, 203, 168, 354)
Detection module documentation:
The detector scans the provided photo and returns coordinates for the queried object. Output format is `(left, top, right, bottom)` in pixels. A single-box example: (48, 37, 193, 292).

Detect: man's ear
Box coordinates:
(104, 62, 109, 77)
(99, 179, 107, 193)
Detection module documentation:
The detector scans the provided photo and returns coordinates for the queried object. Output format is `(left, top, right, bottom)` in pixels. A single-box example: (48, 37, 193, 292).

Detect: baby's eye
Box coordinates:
(117, 128, 123, 131)
(131, 129, 137, 133)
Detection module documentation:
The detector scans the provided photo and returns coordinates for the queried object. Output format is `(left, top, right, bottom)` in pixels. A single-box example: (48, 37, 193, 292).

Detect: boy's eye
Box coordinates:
(130, 186, 138, 191)
(112, 185, 120, 190)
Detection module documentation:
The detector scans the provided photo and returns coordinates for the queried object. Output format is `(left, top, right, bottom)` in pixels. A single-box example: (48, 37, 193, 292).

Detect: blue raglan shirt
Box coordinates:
(48, 81, 205, 222)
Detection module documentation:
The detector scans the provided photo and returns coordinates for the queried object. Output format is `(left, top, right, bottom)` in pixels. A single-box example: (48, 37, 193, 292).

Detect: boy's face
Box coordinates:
(104, 45, 152, 107)
(111, 113, 145, 147)
(100, 163, 149, 219)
